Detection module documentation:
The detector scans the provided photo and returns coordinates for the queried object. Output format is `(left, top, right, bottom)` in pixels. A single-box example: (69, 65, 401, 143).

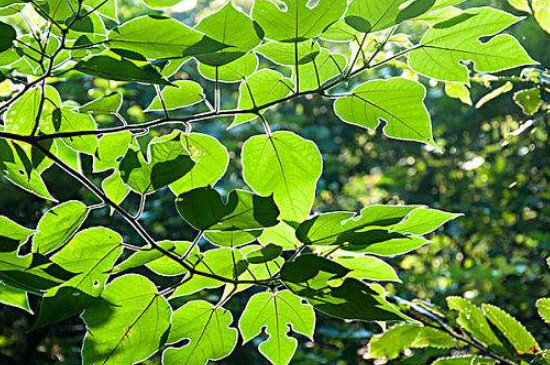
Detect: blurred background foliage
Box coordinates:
(0, 0, 549, 364)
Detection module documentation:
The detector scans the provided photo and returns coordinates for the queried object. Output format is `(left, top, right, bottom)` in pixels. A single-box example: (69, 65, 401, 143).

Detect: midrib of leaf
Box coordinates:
(71, 245, 120, 290)
(352, 93, 427, 140)
(268, 135, 298, 220)
(185, 308, 216, 365)
(103, 293, 158, 364)
(306, 209, 412, 245)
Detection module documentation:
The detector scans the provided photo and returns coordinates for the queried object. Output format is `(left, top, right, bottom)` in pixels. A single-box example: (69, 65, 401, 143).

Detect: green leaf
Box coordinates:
(0, 252, 77, 291)
(172, 248, 247, 297)
(176, 186, 280, 231)
(231, 69, 294, 127)
(198, 52, 259, 83)
(102, 171, 130, 207)
(345, 0, 441, 33)
(0, 139, 55, 201)
(536, 298, 550, 324)
(0, 282, 32, 313)
(246, 243, 283, 264)
(513, 88, 542, 115)
(53, 107, 98, 155)
(93, 131, 133, 173)
(195, 2, 264, 66)
(390, 208, 461, 234)
(334, 77, 435, 146)
(169, 133, 229, 195)
(258, 222, 300, 250)
(482, 304, 540, 355)
(0, 216, 33, 252)
(445, 82, 472, 105)
(368, 323, 457, 360)
(204, 230, 261, 248)
(242, 131, 322, 222)
(32, 200, 89, 254)
(253, 0, 347, 42)
(0, 21, 16, 53)
(82, 274, 171, 365)
(108, 15, 227, 60)
(294, 48, 347, 92)
(447, 297, 504, 350)
(257, 40, 321, 66)
(163, 300, 238, 365)
(4, 85, 61, 135)
(112, 240, 198, 276)
(432, 356, 497, 365)
(75, 55, 172, 85)
(146, 80, 205, 111)
(80, 92, 123, 115)
(119, 133, 195, 194)
(409, 8, 536, 82)
(281, 254, 405, 321)
(333, 255, 401, 282)
(296, 205, 418, 246)
(239, 290, 315, 365)
(475, 81, 513, 109)
(34, 228, 123, 329)
(145, 241, 199, 276)
(141, 0, 181, 9)
(533, 0, 550, 34)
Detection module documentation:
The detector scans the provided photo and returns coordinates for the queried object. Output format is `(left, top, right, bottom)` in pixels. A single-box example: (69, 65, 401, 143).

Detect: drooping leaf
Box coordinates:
(175, 186, 280, 231)
(163, 300, 238, 365)
(231, 69, 294, 127)
(82, 274, 171, 365)
(204, 230, 261, 248)
(253, 0, 347, 42)
(169, 133, 229, 195)
(482, 304, 540, 355)
(146, 80, 205, 111)
(281, 254, 405, 321)
(0, 282, 32, 313)
(242, 131, 322, 223)
(445, 82, 472, 105)
(32, 200, 89, 254)
(239, 290, 315, 365)
(80, 92, 123, 115)
(409, 8, 536, 82)
(195, 2, 264, 66)
(368, 323, 457, 360)
(0, 216, 33, 252)
(334, 77, 435, 146)
(75, 55, 172, 85)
